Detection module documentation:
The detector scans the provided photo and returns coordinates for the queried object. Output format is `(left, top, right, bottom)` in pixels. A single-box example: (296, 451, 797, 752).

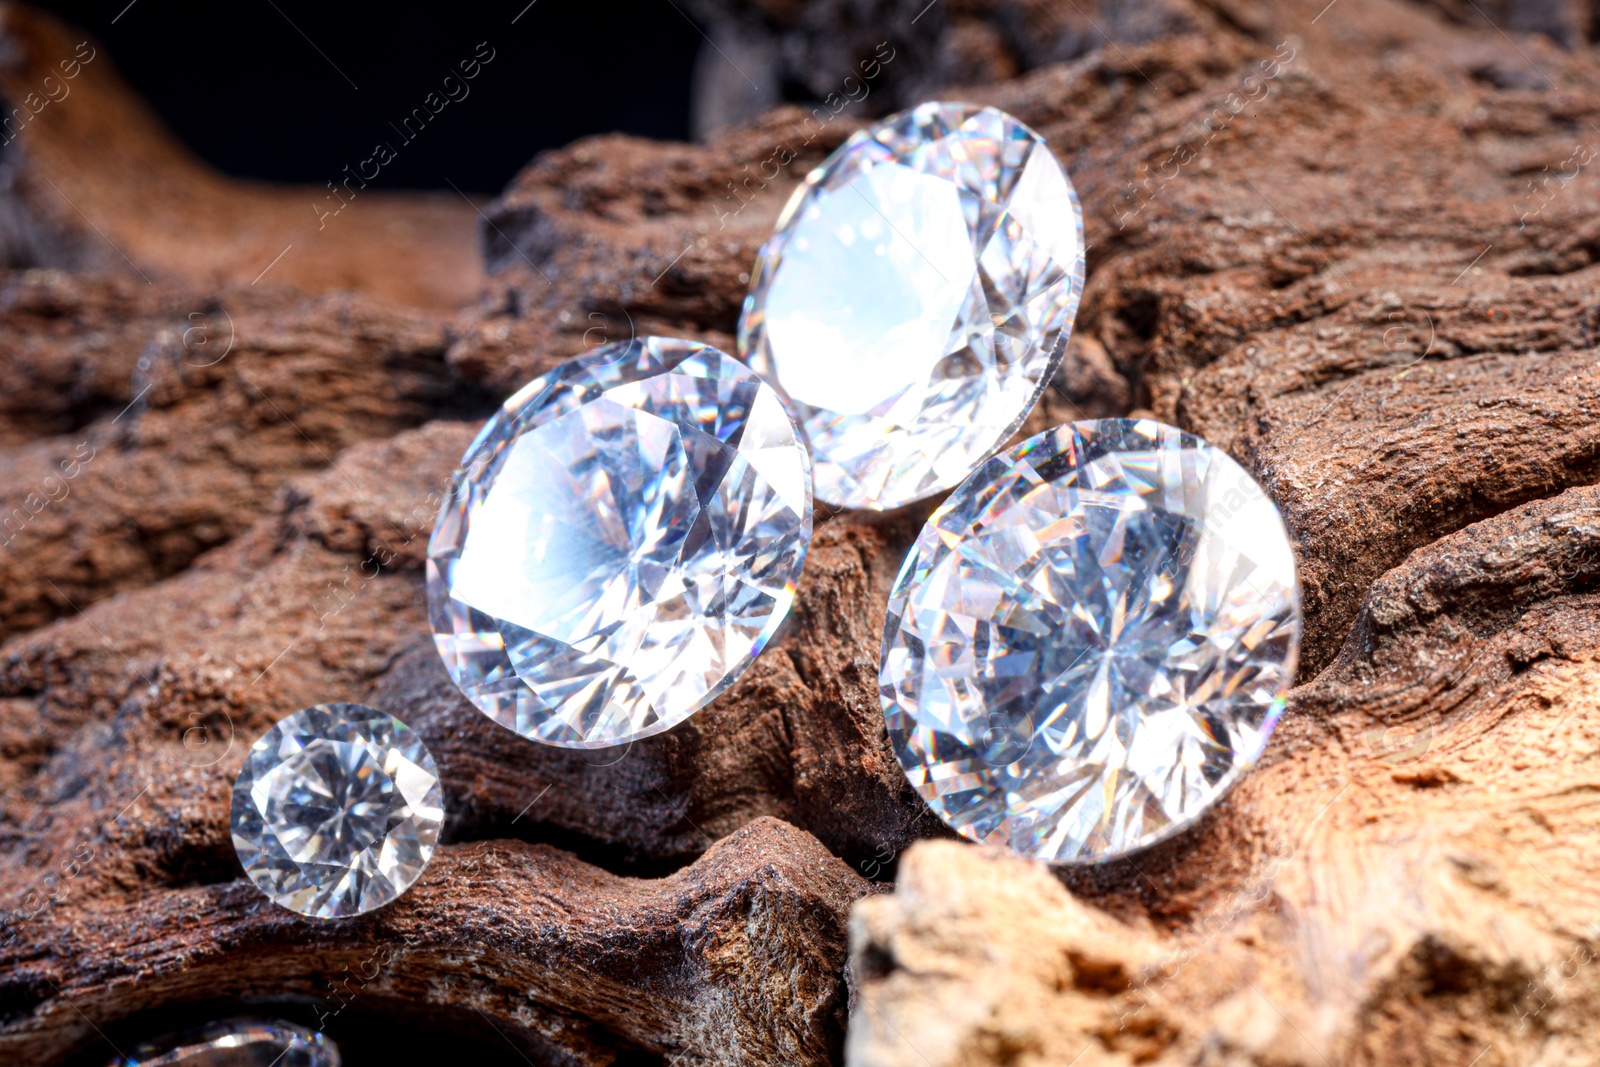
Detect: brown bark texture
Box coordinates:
(1, 0, 1599, 1064)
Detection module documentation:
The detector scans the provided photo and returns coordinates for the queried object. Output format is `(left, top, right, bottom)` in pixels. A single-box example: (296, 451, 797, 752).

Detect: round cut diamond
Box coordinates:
(231, 704, 443, 918)
(740, 101, 1085, 510)
(428, 337, 812, 748)
(879, 420, 1301, 861)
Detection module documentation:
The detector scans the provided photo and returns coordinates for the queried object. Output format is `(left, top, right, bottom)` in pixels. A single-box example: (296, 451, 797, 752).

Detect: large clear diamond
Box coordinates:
(231, 704, 443, 918)
(879, 420, 1301, 862)
(428, 337, 812, 748)
(740, 101, 1085, 511)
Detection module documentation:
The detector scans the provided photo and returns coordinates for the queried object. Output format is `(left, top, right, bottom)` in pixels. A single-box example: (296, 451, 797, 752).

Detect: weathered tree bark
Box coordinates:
(3, 0, 1600, 1064)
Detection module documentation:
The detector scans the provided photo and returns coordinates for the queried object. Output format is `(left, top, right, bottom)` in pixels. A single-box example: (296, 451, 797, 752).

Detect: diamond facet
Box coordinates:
(428, 337, 812, 748)
(740, 101, 1085, 510)
(231, 704, 443, 918)
(879, 420, 1301, 862)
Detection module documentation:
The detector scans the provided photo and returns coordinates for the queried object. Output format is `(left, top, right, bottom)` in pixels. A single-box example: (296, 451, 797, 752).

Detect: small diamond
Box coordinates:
(428, 337, 812, 748)
(880, 420, 1301, 861)
(111, 1018, 340, 1067)
(231, 704, 443, 918)
(740, 101, 1085, 510)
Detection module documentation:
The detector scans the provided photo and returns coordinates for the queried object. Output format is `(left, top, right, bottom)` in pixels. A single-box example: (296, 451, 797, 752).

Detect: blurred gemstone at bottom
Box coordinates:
(109, 1017, 339, 1066)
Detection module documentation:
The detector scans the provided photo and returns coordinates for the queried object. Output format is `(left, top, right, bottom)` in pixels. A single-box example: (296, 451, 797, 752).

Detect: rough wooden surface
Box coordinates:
(0, 4, 484, 310)
(3, 0, 1600, 1064)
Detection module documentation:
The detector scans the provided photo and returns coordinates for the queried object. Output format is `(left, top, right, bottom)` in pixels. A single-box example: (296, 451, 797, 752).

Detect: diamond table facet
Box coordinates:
(428, 337, 812, 748)
(740, 101, 1086, 510)
(879, 420, 1302, 862)
(231, 704, 443, 918)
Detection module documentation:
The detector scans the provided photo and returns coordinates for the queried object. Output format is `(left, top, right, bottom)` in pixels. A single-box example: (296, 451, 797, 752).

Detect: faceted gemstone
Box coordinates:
(879, 420, 1301, 862)
(740, 101, 1085, 510)
(428, 337, 812, 748)
(231, 704, 443, 918)
(110, 1018, 340, 1066)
